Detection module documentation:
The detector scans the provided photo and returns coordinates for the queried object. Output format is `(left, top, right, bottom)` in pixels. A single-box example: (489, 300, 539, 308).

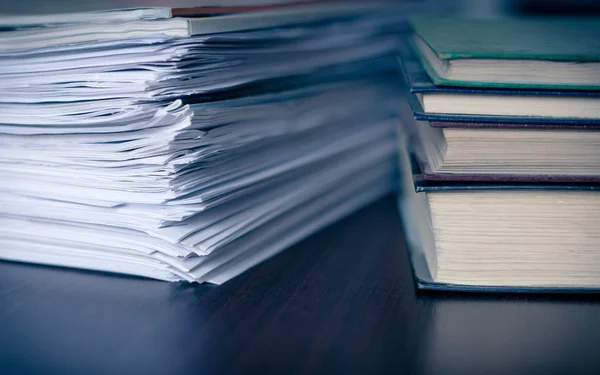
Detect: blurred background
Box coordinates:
(1, 0, 600, 17)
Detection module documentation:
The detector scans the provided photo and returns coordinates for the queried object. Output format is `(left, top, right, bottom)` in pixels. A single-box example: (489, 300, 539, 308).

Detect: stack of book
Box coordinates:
(0, 2, 421, 283)
(398, 17, 600, 292)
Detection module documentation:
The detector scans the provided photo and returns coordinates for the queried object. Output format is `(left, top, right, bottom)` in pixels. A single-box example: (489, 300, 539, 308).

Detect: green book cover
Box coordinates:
(410, 17, 600, 90)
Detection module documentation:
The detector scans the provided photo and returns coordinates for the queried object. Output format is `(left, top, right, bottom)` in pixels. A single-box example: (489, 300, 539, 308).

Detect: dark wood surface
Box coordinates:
(1, 195, 599, 375)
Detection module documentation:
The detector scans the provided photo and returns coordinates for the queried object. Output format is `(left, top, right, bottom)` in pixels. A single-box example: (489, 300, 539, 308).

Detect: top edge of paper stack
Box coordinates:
(0, 1, 415, 52)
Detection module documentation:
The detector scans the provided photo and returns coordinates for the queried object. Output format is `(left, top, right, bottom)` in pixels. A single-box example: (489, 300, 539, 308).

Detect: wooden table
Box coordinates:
(1, 195, 599, 375)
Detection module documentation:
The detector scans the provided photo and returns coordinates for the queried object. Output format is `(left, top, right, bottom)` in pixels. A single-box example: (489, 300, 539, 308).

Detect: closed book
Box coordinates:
(398, 42, 600, 124)
(397, 136, 600, 293)
(410, 16, 600, 90)
(397, 86, 600, 182)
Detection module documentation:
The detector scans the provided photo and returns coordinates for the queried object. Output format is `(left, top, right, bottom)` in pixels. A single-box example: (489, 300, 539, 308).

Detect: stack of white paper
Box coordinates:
(0, 4, 407, 283)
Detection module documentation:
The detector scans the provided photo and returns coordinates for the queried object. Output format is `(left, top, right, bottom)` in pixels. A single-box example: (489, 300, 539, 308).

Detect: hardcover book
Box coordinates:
(398, 42, 600, 124)
(397, 94, 600, 183)
(397, 135, 600, 293)
(410, 16, 600, 90)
